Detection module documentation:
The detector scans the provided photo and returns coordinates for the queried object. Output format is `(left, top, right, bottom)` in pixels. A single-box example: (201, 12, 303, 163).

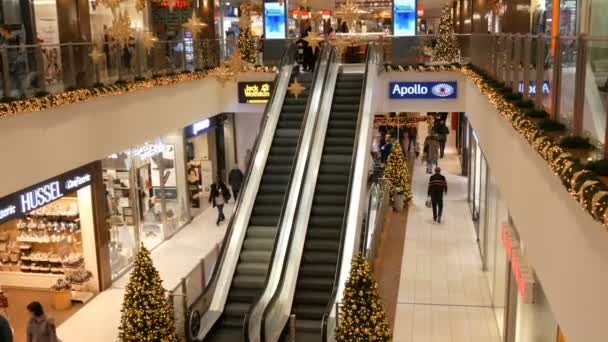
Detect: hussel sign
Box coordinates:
(389, 81, 458, 99)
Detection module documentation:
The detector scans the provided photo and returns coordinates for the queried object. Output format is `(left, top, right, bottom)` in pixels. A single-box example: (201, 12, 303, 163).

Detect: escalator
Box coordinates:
(286, 71, 364, 342)
(205, 71, 313, 341)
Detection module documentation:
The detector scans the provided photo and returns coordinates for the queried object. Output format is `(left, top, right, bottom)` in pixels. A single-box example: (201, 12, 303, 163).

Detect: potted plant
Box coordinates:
(538, 119, 567, 139)
(584, 159, 608, 185)
(559, 135, 594, 161)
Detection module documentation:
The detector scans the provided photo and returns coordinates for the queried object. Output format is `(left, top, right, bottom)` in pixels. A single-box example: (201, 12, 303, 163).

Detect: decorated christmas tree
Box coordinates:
(434, 5, 460, 62)
(118, 246, 178, 342)
(335, 254, 392, 342)
(237, 28, 257, 64)
(383, 141, 413, 201)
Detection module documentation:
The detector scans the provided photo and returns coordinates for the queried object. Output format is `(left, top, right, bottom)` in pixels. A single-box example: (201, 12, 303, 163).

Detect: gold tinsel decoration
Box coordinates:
(375, 116, 428, 127)
(110, 9, 133, 48)
(335, 254, 391, 342)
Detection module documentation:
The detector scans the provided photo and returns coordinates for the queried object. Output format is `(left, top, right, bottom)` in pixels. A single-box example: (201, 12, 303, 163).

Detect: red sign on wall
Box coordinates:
(160, 0, 189, 8)
(501, 223, 535, 303)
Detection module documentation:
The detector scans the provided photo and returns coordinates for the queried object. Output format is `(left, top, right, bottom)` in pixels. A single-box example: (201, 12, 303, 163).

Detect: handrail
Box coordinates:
(361, 182, 380, 256)
(244, 44, 332, 342)
(321, 42, 382, 342)
(186, 43, 297, 342)
(259, 45, 340, 342)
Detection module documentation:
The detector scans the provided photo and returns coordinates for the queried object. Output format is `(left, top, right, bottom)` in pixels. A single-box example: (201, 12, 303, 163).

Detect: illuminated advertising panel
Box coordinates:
(264, 2, 286, 39)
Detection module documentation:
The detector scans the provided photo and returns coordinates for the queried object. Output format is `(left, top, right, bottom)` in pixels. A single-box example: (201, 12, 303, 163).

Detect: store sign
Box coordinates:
(238, 81, 273, 104)
(0, 165, 94, 225)
(517, 81, 550, 96)
(501, 223, 535, 304)
(389, 82, 458, 99)
(192, 119, 211, 135)
(129, 143, 170, 159)
(159, 1, 188, 8)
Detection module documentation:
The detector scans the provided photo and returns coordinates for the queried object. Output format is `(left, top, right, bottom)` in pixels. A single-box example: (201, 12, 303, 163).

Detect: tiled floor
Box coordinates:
(56, 204, 232, 342)
(393, 128, 500, 342)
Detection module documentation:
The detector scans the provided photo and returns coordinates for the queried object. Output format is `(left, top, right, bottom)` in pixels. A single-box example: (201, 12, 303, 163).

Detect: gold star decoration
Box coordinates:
(338, 0, 360, 26)
(211, 66, 236, 87)
(143, 31, 158, 54)
(89, 47, 106, 65)
(182, 12, 206, 39)
(304, 31, 324, 50)
(238, 13, 252, 30)
(135, 0, 146, 12)
(224, 51, 245, 73)
(288, 78, 306, 98)
(110, 10, 132, 48)
(331, 37, 352, 54)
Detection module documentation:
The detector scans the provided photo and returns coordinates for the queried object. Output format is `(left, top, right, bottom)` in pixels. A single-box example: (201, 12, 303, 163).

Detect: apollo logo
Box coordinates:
(389, 81, 457, 99)
(431, 83, 455, 97)
(391, 83, 429, 96)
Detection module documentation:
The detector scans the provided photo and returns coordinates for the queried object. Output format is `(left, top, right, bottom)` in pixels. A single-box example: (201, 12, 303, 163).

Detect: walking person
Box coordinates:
(209, 175, 231, 226)
(423, 134, 440, 174)
(228, 165, 244, 202)
(0, 311, 13, 342)
(381, 135, 393, 163)
(428, 167, 448, 223)
(26, 301, 58, 342)
(433, 119, 450, 158)
(406, 125, 418, 153)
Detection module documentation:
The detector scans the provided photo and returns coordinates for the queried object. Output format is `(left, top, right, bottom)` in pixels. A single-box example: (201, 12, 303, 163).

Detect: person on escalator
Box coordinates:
(209, 175, 231, 226)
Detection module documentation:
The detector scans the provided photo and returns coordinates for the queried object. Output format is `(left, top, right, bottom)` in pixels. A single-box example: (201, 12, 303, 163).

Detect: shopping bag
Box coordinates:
(425, 197, 432, 208)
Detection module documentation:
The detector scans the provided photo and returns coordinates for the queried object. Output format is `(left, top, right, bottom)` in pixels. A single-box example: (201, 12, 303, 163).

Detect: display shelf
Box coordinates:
(0, 271, 63, 288)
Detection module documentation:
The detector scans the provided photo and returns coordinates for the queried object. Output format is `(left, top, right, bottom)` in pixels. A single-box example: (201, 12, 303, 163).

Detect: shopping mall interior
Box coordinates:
(0, 0, 605, 341)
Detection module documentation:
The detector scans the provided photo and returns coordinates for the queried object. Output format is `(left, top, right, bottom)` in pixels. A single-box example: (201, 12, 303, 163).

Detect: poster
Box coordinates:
(264, 2, 286, 39)
(151, 145, 177, 188)
(33, 0, 63, 86)
(393, 0, 416, 36)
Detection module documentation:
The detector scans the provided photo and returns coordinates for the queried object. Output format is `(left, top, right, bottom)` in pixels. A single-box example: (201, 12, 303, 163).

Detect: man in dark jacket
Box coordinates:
(433, 120, 450, 158)
(228, 165, 244, 202)
(209, 176, 231, 226)
(0, 314, 12, 342)
(381, 135, 393, 163)
(428, 167, 448, 223)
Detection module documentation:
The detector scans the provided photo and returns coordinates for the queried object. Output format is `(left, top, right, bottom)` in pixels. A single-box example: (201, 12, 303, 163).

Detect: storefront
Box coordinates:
(103, 132, 190, 281)
(462, 118, 566, 342)
(0, 163, 106, 293)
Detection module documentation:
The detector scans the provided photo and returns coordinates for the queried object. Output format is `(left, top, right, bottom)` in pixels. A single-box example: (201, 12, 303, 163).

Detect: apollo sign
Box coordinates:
(389, 81, 458, 99)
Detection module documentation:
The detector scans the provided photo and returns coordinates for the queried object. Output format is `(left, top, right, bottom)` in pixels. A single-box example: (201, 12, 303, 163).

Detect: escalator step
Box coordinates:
(258, 183, 287, 194)
(313, 183, 348, 195)
(261, 174, 291, 185)
(334, 88, 362, 96)
(320, 155, 352, 165)
(301, 252, 339, 265)
(236, 262, 268, 275)
(281, 112, 305, 120)
(317, 174, 350, 184)
(246, 226, 277, 238)
(293, 291, 331, 306)
(275, 128, 301, 138)
(332, 96, 361, 105)
(308, 216, 343, 228)
(269, 146, 297, 155)
(293, 305, 325, 320)
(328, 120, 358, 129)
(249, 215, 279, 227)
(324, 137, 355, 145)
(225, 302, 251, 317)
(228, 289, 258, 303)
(295, 319, 322, 333)
(325, 128, 357, 138)
(310, 205, 345, 216)
(251, 205, 281, 217)
(331, 112, 359, 120)
(306, 227, 342, 239)
(272, 137, 298, 147)
(232, 275, 265, 289)
(276, 120, 303, 129)
(299, 265, 337, 277)
(255, 194, 284, 205)
(304, 239, 340, 252)
(337, 73, 364, 81)
(282, 104, 307, 112)
(267, 155, 294, 165)
(263, 165, 292, 175)
(323, 145, 354, 155)
(318, 164, 352, 175)
(296, 277, 334, 290)
(282, 98, 308, 106)
(335, 81, 363, 89)
(332, 104, 360, 112)
(239, 250, 271, 263)
(243, 237, 275, 250)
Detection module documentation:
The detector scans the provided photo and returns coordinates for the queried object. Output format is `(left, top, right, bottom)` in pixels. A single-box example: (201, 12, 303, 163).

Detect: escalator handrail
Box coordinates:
(243, 43, 333, 342)
(186, 43, 297, 342)
(361, 182, 380, 256)
(321, 43, 381, 342)
(259, 45, 340, 342)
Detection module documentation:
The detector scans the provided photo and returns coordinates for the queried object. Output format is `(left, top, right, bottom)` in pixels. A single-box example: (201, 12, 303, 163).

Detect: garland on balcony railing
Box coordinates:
(461, 65, 608, 227)
(0, 65, 276, 120)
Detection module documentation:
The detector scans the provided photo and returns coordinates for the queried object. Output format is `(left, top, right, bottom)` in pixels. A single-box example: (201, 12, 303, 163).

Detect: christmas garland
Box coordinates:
(0, 65, 276, 120)
(375, 116, 428, 127)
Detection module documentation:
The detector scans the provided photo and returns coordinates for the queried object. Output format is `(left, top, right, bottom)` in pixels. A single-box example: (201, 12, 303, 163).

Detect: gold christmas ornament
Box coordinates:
(224, 51, 246, 74)
(337, 0, 360, 27)
(110, 9, 133, 48)
(287, 79, 306, 98)
(98, 0, 123, 15)
(89, 48, 106, 65)
(143, 31, 158, 54)
(304, 31, 324, 50)
(238, 13, 252, 30)
(211, 66, 236, 86)
(182, 12, 206, 39)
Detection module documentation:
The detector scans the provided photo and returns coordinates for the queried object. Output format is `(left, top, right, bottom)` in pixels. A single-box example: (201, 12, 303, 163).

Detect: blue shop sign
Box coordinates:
(389, 81, 458, 99)
(516, 81, 550, 96)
